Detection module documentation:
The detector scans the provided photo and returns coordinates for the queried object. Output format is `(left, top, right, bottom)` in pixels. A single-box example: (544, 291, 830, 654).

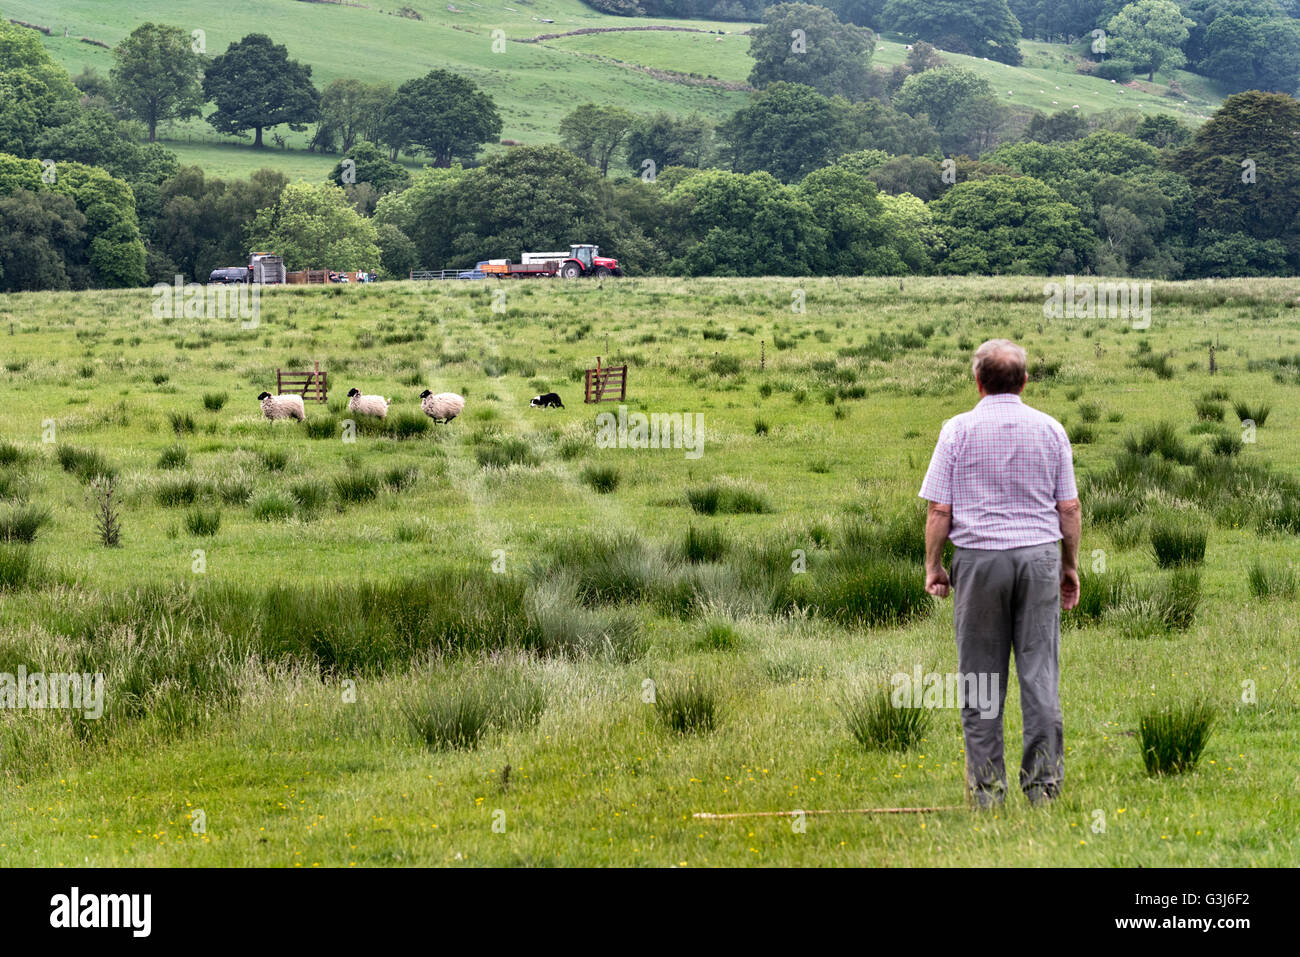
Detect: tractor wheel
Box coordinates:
(560, 262, 583, 279)
(594, 266, 612, 278)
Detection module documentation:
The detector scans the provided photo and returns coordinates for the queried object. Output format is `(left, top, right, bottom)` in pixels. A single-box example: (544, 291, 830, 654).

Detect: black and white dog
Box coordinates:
(530, 392, 564, 409)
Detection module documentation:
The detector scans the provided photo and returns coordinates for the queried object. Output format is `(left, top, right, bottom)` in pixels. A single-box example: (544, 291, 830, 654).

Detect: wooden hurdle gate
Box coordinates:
(584, 357, 627, 404)
(276, 361, 328, 403)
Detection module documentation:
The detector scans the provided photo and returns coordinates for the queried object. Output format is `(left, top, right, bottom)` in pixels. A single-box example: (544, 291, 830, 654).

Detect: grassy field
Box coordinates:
(0, 275, 1297, 866)
(7, 0, 1226, 182)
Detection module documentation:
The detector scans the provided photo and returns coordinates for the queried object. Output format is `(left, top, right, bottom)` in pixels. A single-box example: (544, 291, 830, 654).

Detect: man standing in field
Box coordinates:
(919, 339, 1082, 808)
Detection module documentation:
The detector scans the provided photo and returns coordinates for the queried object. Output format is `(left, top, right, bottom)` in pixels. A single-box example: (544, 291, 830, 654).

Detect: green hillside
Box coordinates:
(3, 0, 1228, 180)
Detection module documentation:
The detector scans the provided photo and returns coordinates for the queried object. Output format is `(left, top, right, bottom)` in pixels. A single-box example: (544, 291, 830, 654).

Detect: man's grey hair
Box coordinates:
(972, 339, 1028, 394)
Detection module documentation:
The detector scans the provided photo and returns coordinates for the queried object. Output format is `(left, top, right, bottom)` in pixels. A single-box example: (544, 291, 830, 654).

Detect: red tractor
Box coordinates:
(555, 244, 621, 278)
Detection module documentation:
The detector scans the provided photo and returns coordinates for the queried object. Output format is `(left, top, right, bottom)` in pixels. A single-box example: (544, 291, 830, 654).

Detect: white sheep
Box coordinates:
(419, 390, 465, 423)
(258, 391, 305, 422)
(346, 387, 389, 419)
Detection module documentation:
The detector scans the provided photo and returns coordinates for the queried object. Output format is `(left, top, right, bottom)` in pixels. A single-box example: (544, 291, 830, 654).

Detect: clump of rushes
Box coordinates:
(1138, 701, 1216, 775)
(843, 685, 930, 752)
(157, 443, 188, 470)
(168, 411, 195, 435)
(203, 392, 228, 412)
(580, 464, 620, 494)
(0, 504, 50, 543)
(655, 677, 718, 734)
(1149, 515, 1208, 568)
(184, 508, 221, 537)
(1232, 401, 1269, 427)
(1247, 562, 1296, 600)
(682, 524, 728, 564)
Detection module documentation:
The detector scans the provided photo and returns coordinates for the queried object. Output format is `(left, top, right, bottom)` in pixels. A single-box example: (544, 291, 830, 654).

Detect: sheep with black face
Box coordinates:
(258, 391, 305, 421)
(347, 388, 389, 419)
(419, 390, 465, 423)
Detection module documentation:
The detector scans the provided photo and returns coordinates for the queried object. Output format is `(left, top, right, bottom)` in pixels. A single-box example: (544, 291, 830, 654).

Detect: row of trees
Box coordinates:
(98, 24, 503, 162)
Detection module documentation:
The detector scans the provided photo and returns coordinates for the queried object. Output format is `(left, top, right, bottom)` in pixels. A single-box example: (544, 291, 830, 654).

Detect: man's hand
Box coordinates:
(926, 564, 951, 598)
(1060, 565, 1079, 610)
(924, 501, 954, 599)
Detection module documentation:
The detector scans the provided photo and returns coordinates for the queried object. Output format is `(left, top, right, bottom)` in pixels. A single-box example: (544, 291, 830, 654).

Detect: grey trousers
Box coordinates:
(950, 542, 1064, 806)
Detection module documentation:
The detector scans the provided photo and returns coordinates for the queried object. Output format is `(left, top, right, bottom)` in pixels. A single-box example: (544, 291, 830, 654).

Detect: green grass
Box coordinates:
(0, 276, 1297, 867)
(844, 685, 932, 753)
(1139, 702, 1217, 776)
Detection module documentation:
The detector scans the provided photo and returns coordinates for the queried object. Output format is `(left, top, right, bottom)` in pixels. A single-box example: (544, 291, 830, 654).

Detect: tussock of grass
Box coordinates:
(654, 677, 718, 734)
(579, 464, 620, 494)
(157, 443, 188, 470)
(404, 670, 546, 751)
(334, 470, 380, 504)
(1247, 562, 1295, 600)
(844, 685, 930, 752)
(682, 524, 729, 564)
(184, 508, 221, 537)
(56, 445, 116, 483)
(0, 504, 50, 544)
(1150, 515, 1208, 567)
(1139, 702, 1216, 775)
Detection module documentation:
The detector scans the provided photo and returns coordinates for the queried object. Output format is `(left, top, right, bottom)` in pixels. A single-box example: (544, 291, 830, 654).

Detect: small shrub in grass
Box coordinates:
(580, 464, 620, 494)
(844, 685, 930, 752)
(0, 543, 42, 588)
(1124, 422, 1196, 464)
(251, 490, 295, 522)
(0, 504, 50, 543)
(156, 477, 203, 507)
(1247, 562, 1295, 600)
(184, 508, 221, 537)
(1194, 399, 1224, 421)
(812, 561, 933, 627)
(304, 417, 337, 440)
(754, 418, 770, 436)
(215, 475, 253, 506)
(758, 382, 772, 399)
(682, 524, 728, 564)
(168, 411, 195, 435)
(1257, 494, 1300, 534)
(1156, 569, 1201, 630)
(1087, 491, 1141, 527)
(157, 444, 188, 470)
(203, 392, 227, 412)
(698, 620, 742, 651)
(1076, 402, 1101, 423)
(334, 470, 380, 504)
(1067, 422, 1094, 445)
(1138, 702, 1216, 775)
(56, 445, 116, 483)
(289, 480, 327, 516)
(687, 484, 721, 515)
(655, 677, 718, 735)
(259, 448, 288, 472)
(152, 372, 168, 385)
(1149, 516, 1207, 567)
(475, 438, 539, 469)
(90, 475, 121, 546)
(387, 411, 429, 440)
(405, 692, 493, 751)
(383, 465, 419, 492)
(1209, 432, 1240, 457)
(557, 433, 587, 461)
(1068, 570, 1133, 625)
(0, 441, 23, 467)
(1232, 401, 1269, 427)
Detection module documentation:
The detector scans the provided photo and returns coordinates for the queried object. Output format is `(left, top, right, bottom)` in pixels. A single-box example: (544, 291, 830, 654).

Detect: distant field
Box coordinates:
(9, 0, 1227, 182)
(0, 276, 1297, 865)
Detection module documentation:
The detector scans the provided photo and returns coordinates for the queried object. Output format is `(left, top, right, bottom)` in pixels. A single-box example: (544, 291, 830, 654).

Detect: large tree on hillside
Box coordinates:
(378, 70, 501, 167)
(720, 82, 856, 182)
(624, 112, 713, 175)
(747, 3, 876, 100)
(202, 34, 319, 148)
(1172, 91, 1300, 257)
(0, 21, 81, 157)
(559, 103, 637, 177)
(110, 23, 207, 142)
(893, 68, 1006, 155)
(246, 181, 379, 271)
(931, 174, 1095, 273)
(883, 0, 1024, 65)
(1106, 1, 1193, 81)
(316, 78, 393, 153)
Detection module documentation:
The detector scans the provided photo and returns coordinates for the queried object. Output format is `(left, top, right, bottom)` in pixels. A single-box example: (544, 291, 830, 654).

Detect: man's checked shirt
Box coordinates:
(919, 393, 1078, 551)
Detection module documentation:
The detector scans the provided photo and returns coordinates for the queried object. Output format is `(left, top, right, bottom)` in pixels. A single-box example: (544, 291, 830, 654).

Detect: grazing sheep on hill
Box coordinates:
(346, 387, 389, 419)
(258, 391, 305, 422)
(419, 390, 464, 424)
